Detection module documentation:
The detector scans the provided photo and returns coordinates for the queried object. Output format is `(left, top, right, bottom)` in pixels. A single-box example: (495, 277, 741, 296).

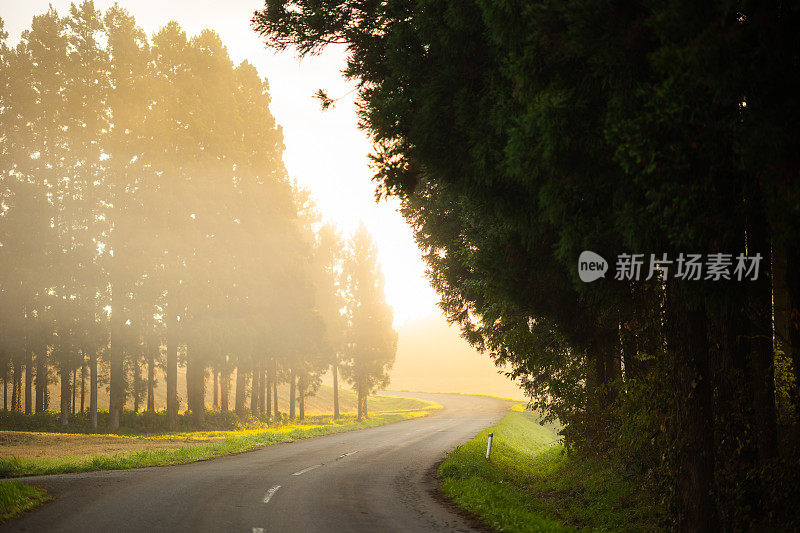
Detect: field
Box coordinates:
(0, 394, 439, 478)
(438, 405, 664, 532)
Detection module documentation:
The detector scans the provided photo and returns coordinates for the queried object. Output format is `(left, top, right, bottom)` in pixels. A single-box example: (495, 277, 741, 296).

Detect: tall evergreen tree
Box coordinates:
(254, 0, 800, 527)
(313, 224, 346, 418)
(341, 225, 396, 420)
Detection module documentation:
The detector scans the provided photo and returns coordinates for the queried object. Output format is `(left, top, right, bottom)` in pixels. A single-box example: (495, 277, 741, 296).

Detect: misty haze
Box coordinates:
(1, 1, 799, 532)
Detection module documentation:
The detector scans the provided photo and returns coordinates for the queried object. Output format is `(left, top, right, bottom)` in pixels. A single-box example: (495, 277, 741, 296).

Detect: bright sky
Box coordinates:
(1, 0, 439, 326)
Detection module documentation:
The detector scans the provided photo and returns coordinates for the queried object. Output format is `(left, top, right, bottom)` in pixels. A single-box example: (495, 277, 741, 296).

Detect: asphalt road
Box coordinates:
(2, 393, 513, 533)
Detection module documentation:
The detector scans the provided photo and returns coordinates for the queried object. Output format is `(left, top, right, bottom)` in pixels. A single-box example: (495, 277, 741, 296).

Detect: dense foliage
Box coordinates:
(253, 0, 800, 529)
(0, 2, 397, 431)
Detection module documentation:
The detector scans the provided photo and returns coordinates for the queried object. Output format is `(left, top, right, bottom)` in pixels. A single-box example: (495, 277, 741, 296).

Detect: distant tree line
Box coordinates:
(0, 3, 397, 430)
(254, 1, 800, 530)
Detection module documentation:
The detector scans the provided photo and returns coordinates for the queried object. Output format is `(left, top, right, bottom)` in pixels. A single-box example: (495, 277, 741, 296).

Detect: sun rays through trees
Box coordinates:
(0, 2, 396, 434)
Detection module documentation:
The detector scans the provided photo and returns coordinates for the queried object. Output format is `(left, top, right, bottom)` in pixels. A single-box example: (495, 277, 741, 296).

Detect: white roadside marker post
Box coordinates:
(485, 432, 494, 461)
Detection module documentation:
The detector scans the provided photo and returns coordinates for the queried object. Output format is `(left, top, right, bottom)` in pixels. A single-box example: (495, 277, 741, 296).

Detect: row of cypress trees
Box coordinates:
(0, 3, 397, 429)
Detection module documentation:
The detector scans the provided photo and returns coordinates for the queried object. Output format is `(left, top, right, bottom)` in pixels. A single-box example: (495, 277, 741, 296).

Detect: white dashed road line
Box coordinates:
(253, 528, 265, 533)
(263, 485, 281, 504)
(291, 464, 322, 476)
(336, 450, 360, 460)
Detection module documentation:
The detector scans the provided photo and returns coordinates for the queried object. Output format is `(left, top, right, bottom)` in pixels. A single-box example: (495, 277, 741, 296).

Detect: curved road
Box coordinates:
(2, 393, 512, 532)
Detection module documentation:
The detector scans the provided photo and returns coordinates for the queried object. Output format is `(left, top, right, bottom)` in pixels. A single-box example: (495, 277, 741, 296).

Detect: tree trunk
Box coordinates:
(289, 369, 296, 420)
(357, 382, 363, 420)
(166, 307, 178, 429)
(109, 290, 125, 430)
(189, 348, 205, 427)
(186, 353, 194, 415)
(332, 360, 340, 419)
(773, 245, 790, 350)
(60, 361, 70, 426)
(185, 346, 194, 418)
(631, 280, 661, 379)
(588, 350, 606, 412)
(298, 380, 305, 421)
(12, 361, 21, 411)
(746, 215, 777, 465)
(194, 364, 205, 425)
(584, 326, 617, 447)
(198, 363, 205, 423)
(250, 360, 260, 415)
(260, 366, 266, 415)
(133, 370, 140, 413)
(299, 393, 305, 420)
(621, 321, 639, 383)
(272, 361, 279, 420)
(35, 350, 46, 413)
(80, 361, 86, 414)
(265, 366, 272, 421)
(787, 244, 800, 423)
(594, 327, 620, 404)
(666, 279, 716, 531)
(10, 362, 15, 412)
(90, 351, 98, 429)
(10, 362, 16, 411)
(71, 367, 77, 414)
(358, 383, 368, 420)
(713, 288, 760, 518)
(772, 245, 796, 419)
(133, 353, 143, 413)
(213, 369, 219, 409)
(10, 363, 14, 411)
(221, 369, 230, 413)
(235, 365, 247, 417)
(147, 345, 155, 413)
(24, 343, 32, 414)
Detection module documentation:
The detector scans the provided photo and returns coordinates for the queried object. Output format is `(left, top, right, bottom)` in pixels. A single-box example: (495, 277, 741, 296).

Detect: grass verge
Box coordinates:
(0, 396, 440, 478)
(438, 405, 664, 532)
(0, 481, 51, 523)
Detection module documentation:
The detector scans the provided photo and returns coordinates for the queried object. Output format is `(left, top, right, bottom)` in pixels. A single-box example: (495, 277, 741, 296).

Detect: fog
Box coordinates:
(390, 315, 523, 399)
(0, 4, 517, 429)
(0, 5, 398, 426)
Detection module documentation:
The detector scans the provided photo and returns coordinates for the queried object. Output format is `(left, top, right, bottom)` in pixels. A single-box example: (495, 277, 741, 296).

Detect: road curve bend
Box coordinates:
(2, 393, 513, 533)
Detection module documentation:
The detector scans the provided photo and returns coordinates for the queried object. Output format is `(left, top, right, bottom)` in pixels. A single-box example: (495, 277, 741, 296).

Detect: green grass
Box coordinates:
(438, 405, 664, 532)
(0, 396, 441, 478)
(0, 481, 51, 523)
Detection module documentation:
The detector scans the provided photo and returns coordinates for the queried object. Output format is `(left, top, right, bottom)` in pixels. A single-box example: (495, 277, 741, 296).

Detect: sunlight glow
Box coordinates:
(4, 0, 439, 328)
(15, 1, 435, 327)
